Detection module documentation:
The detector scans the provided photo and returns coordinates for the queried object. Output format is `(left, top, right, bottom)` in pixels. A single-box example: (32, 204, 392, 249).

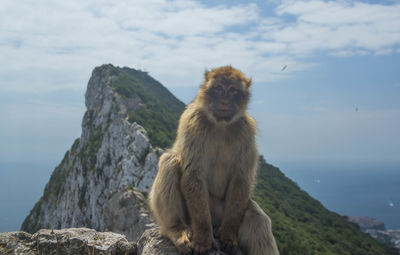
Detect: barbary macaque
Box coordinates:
(149, 66, 279, 255)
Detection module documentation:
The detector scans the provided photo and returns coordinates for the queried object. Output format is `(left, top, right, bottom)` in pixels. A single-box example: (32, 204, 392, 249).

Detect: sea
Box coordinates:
(0, 161, 399, 232)
(278, 161, 400, 230)
(0, 161, 55, 233)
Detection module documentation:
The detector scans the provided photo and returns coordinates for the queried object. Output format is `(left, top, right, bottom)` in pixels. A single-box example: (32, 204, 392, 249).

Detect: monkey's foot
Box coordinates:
(191, 242, 216, 255)
(190, 235, 217, 255)
(174, 229, 192, 255)
(219, 239, 240, 255)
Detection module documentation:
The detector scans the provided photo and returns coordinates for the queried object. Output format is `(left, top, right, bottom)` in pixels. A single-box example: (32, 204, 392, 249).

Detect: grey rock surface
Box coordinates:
(137, 228, 179, 255)
(0, 231, 35, 255)
(0, 228, 136, 255)
(137, 228, 241, 255)
(1, 227, 238, 255)
(21, 65, 161, 241)
(105, 188, 155, 242)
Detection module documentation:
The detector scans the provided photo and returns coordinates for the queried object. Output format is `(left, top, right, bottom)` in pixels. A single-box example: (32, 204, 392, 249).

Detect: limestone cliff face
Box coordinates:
(20, 64, 185, 241)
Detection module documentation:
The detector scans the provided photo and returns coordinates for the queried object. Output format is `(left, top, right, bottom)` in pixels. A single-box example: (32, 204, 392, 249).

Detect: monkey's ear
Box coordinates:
(245, 77, 252, 88)
(204, 69, 211, 81)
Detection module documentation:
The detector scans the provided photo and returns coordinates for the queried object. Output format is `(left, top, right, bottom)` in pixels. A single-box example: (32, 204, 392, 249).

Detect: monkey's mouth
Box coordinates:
(215, 109, 232, 117)
(214, 109, 234, 121)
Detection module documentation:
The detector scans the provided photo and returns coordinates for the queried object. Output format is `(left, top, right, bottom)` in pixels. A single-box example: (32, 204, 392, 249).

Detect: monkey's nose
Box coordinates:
(219, 103, 230, 110)
(220, 99, 229, 106)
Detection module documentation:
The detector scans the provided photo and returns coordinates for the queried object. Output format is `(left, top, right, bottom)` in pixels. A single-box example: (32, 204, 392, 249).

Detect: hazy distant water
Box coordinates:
(279, 161, 400, 229)
(1, 161, 399, 232)
(0, 162, 54, 232)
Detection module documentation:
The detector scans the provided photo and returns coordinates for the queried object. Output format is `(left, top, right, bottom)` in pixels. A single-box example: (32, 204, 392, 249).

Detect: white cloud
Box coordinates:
(0, 0, 400, 93)
(271, 0, 400, 55)
(328, 49, 370, 57)
(0, 0, 269, 91)
(374, 48, 394, 56)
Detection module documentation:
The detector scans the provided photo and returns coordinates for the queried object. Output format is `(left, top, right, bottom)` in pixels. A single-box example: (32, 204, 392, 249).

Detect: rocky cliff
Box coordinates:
(21, 64, 184, 241)
(347, 216, 386, 231)
(347, 216, 400, 252)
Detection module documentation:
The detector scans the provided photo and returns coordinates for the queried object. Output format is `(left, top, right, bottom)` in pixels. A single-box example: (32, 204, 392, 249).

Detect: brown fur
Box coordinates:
(149, 66, 279, 255)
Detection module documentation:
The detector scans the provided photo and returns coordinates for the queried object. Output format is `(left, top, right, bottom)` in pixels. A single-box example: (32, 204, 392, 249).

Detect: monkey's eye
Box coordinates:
(227, 87, 238, 97)
(213, 86, 224, 96)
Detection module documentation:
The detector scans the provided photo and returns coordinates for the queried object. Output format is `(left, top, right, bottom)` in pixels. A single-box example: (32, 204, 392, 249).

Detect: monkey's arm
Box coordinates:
(218, 140, 258, 252)
(218, 175, 251, 248)
(180, 164, 215, 252)
(179, 121, 215, 252)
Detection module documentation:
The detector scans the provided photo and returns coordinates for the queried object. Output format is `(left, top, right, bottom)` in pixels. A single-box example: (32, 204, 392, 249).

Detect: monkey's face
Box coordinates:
(206, 79, 249, 122)
(199, 66, 251, 123)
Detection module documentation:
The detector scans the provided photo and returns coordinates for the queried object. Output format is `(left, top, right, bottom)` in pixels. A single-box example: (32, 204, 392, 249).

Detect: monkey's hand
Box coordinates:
(174, 229, 193, 255)
(190, 228, 216, 254)
(217, 227, 239, 255)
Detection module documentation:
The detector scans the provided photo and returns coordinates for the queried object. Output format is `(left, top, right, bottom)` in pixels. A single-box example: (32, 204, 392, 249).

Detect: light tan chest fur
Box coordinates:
(202, 128, 237, 200)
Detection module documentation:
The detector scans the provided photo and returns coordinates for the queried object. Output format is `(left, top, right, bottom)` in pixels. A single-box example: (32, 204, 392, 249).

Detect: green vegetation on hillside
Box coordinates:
(254, 156, 398, 255)
(110, 66, 396, 254)
(110, 66, 185, 148)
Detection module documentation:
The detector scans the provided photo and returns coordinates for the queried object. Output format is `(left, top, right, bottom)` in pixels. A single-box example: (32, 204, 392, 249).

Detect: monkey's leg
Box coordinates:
(238, 200, 280, 255)
(149, 152, 192, 254)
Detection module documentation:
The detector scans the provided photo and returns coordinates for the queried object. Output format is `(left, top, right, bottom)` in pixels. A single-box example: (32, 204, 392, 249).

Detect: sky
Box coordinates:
(1, 0, 400, 168)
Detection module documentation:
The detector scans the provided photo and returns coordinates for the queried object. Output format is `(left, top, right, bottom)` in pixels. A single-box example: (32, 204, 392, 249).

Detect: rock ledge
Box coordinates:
(1, 227, 237, 255)
(0, 228, 136, 255)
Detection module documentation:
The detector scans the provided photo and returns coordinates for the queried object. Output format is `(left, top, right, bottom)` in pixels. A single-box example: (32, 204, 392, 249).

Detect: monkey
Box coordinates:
(149, 66, 280, 255)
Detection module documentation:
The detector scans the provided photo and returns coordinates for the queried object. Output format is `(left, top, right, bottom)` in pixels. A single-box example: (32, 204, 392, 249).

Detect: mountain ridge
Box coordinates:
(21, 64, 173, 241)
